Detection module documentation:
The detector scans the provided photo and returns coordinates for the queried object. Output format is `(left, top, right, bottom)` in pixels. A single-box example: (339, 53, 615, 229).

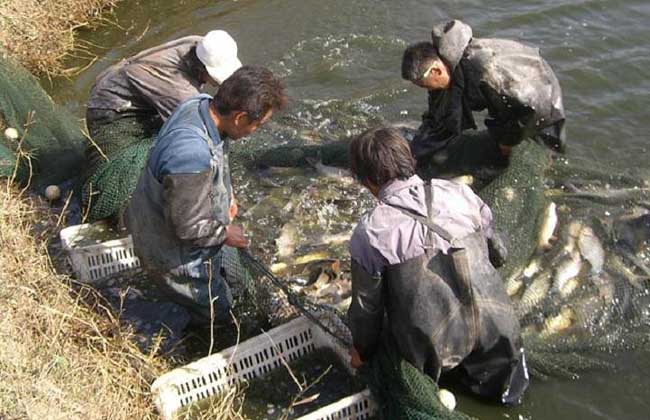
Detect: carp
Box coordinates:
(577, 225, 605, 275)
(305, 156, 352, 181)
(537, 202, 558, 250)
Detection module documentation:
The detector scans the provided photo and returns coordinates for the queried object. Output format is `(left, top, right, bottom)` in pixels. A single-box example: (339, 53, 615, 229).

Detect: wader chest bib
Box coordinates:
(381, 180, 527, 403)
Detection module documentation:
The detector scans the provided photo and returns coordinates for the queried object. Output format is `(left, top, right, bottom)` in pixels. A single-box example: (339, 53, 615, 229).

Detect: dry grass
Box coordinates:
(0, 0, 119, 77)
(0, 182, 163, 419)
(0, 1, 252, 410)
(0, 183, 247, 419)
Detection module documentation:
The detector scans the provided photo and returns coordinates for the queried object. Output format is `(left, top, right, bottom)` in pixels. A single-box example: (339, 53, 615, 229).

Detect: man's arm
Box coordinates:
(412, 85, 465, 157)
(162, 170, 227, 248)
(348, 259, 385, 362)
(156, 129, 232, 248)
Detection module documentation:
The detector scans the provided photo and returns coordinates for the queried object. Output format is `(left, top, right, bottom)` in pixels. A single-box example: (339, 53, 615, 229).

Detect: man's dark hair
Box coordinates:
(214, 65, 288, 120)
(401, 42, 440, 82)
(349, 126, 416, 187)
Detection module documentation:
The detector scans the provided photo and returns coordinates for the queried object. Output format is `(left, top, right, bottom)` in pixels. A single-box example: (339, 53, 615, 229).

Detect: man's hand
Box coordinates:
(224, 225, 249, 248)
(349, 346, 364, 369)
(229, 197, 238, 221)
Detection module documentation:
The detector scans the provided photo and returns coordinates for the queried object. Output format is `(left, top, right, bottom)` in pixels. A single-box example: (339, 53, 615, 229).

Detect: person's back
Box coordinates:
(81, 30, 242, 223)
(347, 126, 528, 405)
(86, 36, 204, 127)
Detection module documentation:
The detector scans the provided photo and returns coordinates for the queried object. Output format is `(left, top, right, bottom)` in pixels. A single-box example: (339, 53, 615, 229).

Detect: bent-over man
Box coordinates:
(126, 66, 287, 322)
(347, 126, 529, 404)
(402, 20, 565, 163)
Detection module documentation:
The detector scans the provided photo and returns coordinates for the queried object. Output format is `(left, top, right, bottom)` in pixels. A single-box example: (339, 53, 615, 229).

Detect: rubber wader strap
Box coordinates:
(382, 180, 479, 343)
(381, 181, 455, 243)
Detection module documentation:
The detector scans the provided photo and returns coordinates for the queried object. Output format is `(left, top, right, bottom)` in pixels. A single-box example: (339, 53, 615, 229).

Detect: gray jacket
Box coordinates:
(348, 177, 527, 403)
(414, 20, 566, 155)
(349, 175, 494, 277)
(87, 36, 204, 121)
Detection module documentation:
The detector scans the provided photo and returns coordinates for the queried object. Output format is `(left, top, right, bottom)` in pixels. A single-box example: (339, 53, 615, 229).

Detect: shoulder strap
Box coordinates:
(381, 180, 455, 243)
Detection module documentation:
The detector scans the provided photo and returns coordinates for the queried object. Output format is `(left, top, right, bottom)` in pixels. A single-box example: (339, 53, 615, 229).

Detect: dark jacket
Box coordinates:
(348, 178, 528, 404)
(412, 20, 566, 157)
(126, 94, 232, 275)
(87, 36, 204, 125)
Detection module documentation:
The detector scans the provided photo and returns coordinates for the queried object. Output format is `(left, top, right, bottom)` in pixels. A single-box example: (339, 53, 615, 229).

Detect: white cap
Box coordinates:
(196, 30, 242, 84)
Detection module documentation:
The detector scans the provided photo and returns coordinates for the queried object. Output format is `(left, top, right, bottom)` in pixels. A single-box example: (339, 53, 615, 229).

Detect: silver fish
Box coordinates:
(505, 270, 525, 298)
(552, 251, 583, 293)
(537, 202, 558, 251)
(517, 271, 552, 316)
(540, 306, 575, 338)
(578, 226, 605, 275)
(276, 222, 298, 258)
(450, 174, 474, 186)
(305, 157, 352, 181)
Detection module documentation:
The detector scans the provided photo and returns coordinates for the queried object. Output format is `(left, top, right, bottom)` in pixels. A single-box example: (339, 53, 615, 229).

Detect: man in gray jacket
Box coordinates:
(126, 66, 287, 323)
(347, 126, 528, 404)
(402, 20, 565, 163)
(86, 30, 241, 135)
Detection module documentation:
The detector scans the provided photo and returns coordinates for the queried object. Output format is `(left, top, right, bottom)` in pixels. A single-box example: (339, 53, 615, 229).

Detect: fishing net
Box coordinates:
(81, 116, 158, 222)
(361, 335, 476, 420)
(0, 50, 85, 188)
(242, 130, 650, 414)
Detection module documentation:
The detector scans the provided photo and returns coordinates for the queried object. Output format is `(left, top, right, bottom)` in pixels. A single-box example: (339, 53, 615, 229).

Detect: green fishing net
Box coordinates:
(361, 335, 476, 420)
(81, 116, 158, 222)
(0, 50, 85, 188)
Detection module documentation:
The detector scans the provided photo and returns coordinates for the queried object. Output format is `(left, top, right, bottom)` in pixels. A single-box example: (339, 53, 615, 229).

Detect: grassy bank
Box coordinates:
(0, 183, 166, 419)
(0, 0, 246, 417)
(0, 0, 119, 77)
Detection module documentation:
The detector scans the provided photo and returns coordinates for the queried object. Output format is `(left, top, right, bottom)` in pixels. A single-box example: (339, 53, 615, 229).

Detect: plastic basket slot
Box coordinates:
(87, 254, 96, 268)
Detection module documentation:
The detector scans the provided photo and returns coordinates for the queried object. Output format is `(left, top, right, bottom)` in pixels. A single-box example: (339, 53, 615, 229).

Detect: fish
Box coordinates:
(311, 230, 353, 247)
(450, 174, 474, 186)
(523, 258, 543, 278)
(505, 273, 524, 298)
(558, 277, 581, 299)
(552, 251, 583, 293)
(517, 271, 552, 316)
(540, 306, 575, 338)
(276, 222, 298, 258)
(305, 156, 352, 181)
(555, 186, 650, 204)
(537, 202, 558, 251)
(577, 226, 605, 275)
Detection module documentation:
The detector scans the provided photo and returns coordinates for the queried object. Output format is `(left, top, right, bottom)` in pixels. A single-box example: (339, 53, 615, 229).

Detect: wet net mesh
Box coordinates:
(81, 116, 158, 222)
(361, 335, 476, 420)
(0, 50, 85, 188)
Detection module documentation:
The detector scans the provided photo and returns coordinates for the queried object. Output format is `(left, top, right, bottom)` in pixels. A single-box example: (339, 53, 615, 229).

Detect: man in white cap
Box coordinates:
(82, 30, 242, 221)
(86, 30, 242, 136)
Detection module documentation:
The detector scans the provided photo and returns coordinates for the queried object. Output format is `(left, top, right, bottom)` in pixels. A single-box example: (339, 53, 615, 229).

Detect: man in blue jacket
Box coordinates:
(126, 66, 287, 323)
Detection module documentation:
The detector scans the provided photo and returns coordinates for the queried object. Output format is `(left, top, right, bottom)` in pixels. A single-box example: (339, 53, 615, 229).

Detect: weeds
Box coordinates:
(0, 0, 119, 77)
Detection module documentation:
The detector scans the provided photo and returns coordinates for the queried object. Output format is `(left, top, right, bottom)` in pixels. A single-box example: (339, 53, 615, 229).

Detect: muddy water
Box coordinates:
(47, 0, 650, 418)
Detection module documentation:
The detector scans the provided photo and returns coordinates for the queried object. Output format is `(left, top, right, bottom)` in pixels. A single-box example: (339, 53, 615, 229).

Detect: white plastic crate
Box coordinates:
(60, 222, 141, 284)
(151, 316, 377, 420)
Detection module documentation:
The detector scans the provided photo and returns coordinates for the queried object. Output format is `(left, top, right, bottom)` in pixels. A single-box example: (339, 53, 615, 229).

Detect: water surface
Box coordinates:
(47, 1, 650, 418)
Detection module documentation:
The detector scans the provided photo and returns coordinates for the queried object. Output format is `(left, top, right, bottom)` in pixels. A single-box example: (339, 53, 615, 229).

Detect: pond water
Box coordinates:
(46, 0, 650, 418)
